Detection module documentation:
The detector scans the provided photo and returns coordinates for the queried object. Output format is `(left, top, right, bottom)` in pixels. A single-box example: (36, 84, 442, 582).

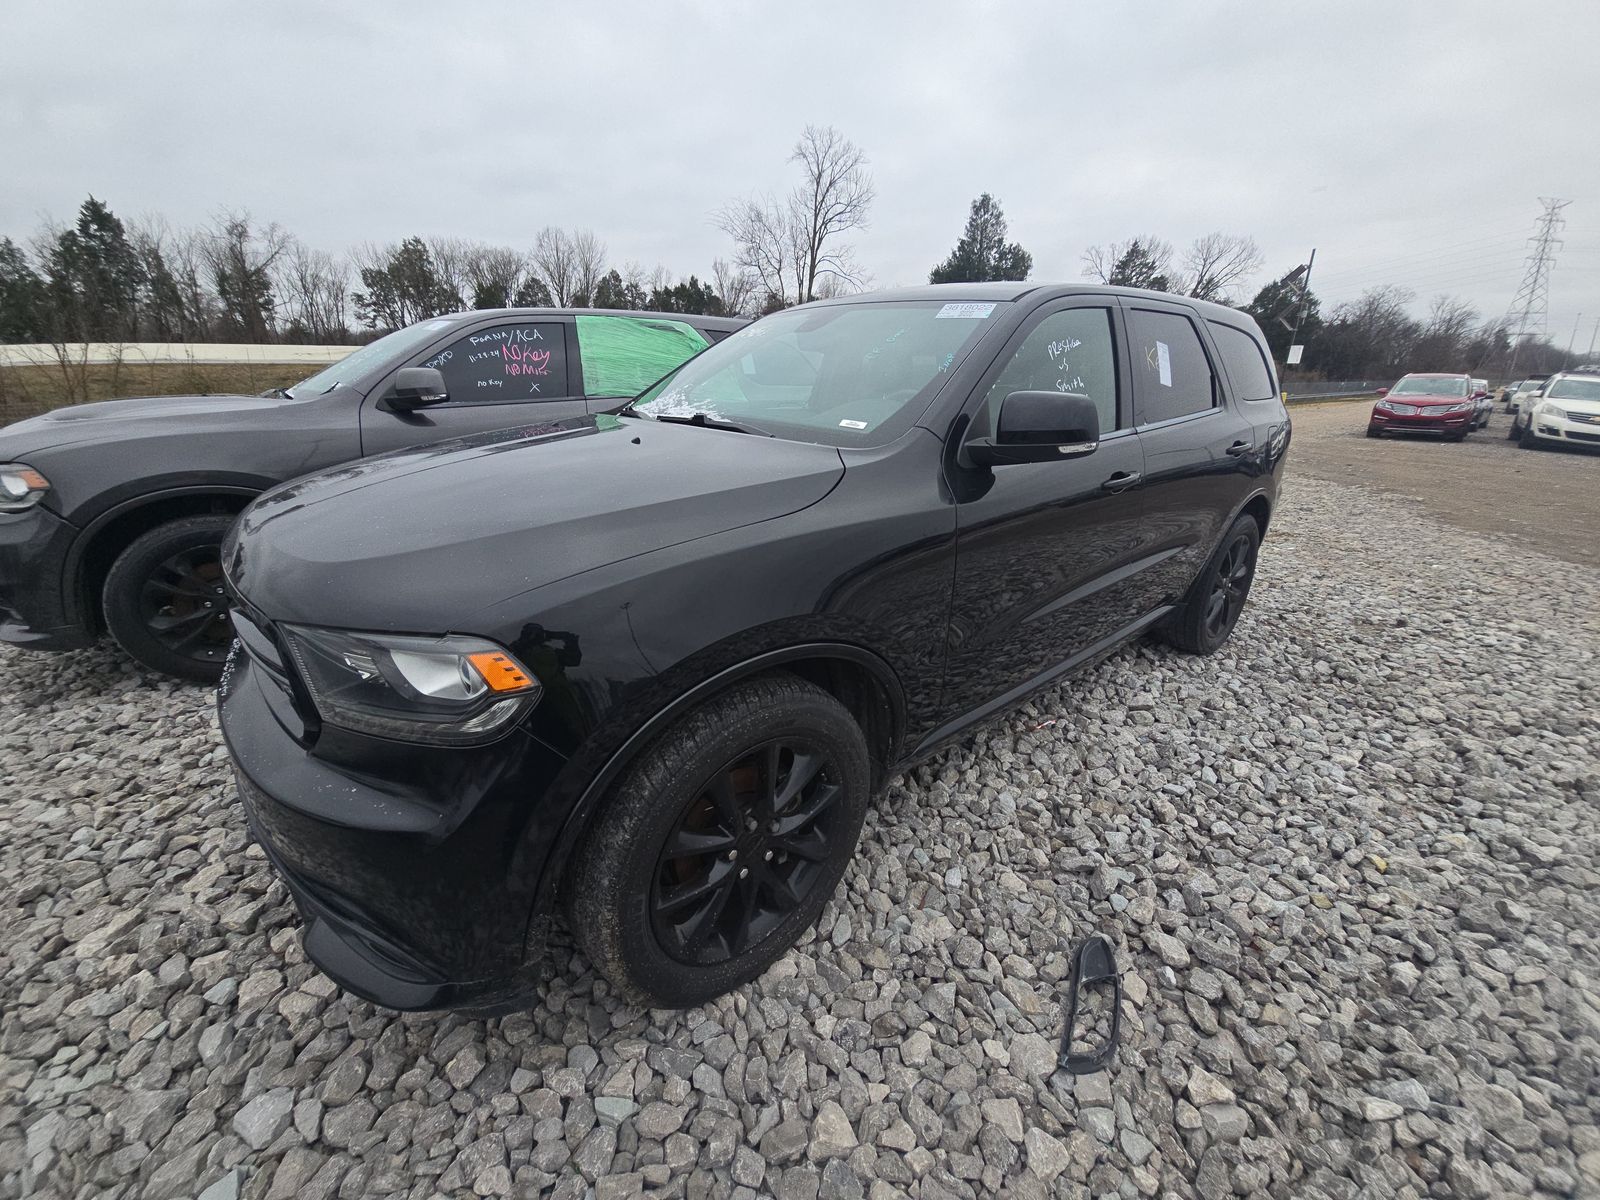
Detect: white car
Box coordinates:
(1507, 375, 1549, 414)
(1509, 370, 1600, 449)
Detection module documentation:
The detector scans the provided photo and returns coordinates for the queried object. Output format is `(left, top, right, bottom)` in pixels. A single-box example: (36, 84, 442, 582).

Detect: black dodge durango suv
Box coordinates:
(217, 284, 1290, 1011)
(0, 309, 741, 680)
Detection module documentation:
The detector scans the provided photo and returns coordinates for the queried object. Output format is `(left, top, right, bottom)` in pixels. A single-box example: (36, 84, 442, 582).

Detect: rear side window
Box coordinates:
(422, 323, 569, 402)
(1208, 321, 1277, 401)
(1126, 309, 1215, 424)
(576, 315, 709, 398)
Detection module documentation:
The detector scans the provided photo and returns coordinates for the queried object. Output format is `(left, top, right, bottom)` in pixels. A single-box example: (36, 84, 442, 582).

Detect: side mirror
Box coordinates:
(1374, 387, 1389, 397)
(965, 391, 1100, 467)
(384, 367, 449, 413)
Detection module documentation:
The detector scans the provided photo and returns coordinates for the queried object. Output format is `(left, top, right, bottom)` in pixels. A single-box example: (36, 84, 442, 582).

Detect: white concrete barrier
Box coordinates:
(0, 343, 358, 367)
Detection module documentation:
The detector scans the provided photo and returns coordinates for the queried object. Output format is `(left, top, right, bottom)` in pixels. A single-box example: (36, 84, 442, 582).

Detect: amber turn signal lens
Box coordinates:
(467, 651, 534, 693)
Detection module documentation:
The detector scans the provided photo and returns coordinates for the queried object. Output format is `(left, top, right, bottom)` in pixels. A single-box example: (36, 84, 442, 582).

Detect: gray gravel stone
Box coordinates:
(7, 470, 1599, 1200)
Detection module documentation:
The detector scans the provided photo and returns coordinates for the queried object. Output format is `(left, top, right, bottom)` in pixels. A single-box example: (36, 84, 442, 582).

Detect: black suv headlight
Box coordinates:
(0, 464, 51, 513)
(279, 625, 540, 746)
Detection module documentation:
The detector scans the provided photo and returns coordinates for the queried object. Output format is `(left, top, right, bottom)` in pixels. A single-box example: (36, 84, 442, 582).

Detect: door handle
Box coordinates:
(1224, 439, 1253, 457)
(1100, 470, 1142, 493)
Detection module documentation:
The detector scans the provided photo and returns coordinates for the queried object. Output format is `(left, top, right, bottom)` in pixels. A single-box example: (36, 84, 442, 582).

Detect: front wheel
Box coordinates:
(102, 514, 237, 683)
(1366, 426, 1382, 438)
(1156, 514, 1261, 656)
(1519, 422, 1541, 449)
(564, 674, 871, 1008)
(1506, 418, 1521, 441)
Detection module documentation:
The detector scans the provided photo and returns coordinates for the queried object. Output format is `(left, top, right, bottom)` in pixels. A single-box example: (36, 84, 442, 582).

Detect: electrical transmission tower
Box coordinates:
(1505, 197, 1569, 371)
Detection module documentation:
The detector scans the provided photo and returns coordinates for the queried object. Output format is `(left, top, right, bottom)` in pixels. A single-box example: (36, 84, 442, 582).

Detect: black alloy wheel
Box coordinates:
(140, 546, 233, 665)
(1203, 530, 1255, 643)
(650, 740, 845, 966)
(103, 513, 238, 683)
(1155, 512, 1262, 656)
(564, 673, 870, 1008)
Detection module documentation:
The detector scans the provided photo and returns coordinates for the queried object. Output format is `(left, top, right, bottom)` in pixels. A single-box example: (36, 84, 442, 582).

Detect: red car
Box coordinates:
(1367, 373, 1483, 440)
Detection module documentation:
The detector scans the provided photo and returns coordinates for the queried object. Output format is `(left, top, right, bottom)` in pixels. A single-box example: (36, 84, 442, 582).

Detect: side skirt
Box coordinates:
(900, 605, 1176, 769)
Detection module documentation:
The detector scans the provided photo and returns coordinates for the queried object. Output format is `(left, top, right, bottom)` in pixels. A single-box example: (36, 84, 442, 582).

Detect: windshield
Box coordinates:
(1390, 375, 1469, 397)
(1547, 377, 1600, 402)
(634, 300, 1008, 446)
(288, 318, 461, 397)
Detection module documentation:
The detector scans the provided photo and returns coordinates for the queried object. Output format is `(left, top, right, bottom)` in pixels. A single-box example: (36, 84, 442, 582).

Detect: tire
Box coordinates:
(565, 673, 871, 1008)
(1507, 417, 1521, 440)
(1156, 514, 1261, 656)
(1519, 423, 1540, 449)
(102, 514, 237, 683)
(1366, 426, 1382, 438)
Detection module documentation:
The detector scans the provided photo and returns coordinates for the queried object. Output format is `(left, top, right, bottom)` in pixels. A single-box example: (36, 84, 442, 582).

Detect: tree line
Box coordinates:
(0, 124, 1583, 379)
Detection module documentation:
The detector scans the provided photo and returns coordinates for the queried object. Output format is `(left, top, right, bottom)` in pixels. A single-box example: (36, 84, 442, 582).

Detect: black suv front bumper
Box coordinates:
(219, 645, 570, 1012)
(0, 506, 91, 651)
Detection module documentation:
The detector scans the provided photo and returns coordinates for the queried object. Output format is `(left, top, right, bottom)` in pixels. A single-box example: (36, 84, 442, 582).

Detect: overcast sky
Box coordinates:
(5, 0, 1598, 348)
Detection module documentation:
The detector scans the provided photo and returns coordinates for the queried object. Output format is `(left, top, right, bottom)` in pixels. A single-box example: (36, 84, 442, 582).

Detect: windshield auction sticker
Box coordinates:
(935, 303, 996, 319)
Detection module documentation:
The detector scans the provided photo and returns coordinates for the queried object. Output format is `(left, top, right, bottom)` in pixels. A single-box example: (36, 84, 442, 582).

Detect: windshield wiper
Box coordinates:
(649, 411, 772, 437)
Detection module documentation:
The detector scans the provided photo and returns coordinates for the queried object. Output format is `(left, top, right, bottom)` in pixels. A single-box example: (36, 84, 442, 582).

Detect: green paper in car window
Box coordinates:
(576, 315, 710, 399)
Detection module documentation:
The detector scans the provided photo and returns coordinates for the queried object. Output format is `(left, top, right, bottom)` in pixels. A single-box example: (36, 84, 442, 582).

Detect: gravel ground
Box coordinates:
(4, 472, 1598, 1200)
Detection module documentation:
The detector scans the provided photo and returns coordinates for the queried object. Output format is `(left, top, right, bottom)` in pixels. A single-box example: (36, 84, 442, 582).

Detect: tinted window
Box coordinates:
(1127, 309, 1215, 424)
(977, 307, 1119, 437)
(575, 315, 709, 398)
(1208, 321, 1277, 401)
(421, 323, 569, 402)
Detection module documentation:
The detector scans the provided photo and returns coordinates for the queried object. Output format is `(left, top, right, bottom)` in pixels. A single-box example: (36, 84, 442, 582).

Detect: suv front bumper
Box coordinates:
(1527, 410, 1600, 447)
(218, 647, 570, 1011)
(0, 506, 91, 651)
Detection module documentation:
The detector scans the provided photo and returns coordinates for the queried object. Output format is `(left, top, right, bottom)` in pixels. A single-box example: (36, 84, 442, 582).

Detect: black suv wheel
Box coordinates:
(102, 514, 236, 683)
(565, 674, 870, 1008)
(1157, 514, 1260, 655)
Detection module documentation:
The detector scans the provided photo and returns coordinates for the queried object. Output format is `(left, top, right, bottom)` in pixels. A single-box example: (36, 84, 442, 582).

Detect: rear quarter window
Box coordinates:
(1208, 321, 1278, 401)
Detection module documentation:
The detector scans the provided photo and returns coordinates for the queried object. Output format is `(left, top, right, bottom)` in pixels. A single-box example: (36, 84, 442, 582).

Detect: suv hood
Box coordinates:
(226, 415, 845, 631)
(0, 393, 305, 455)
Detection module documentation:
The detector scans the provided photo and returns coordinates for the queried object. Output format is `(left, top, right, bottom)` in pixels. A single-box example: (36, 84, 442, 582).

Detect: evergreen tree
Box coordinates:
(0, 238, 45, 341)
(353, 237, 461, 329)
(1244, 268, 1322, 363)
(1106, 240, 1173, 292)
(42, 196, 146, 340)
(929, 194, 1032, 284)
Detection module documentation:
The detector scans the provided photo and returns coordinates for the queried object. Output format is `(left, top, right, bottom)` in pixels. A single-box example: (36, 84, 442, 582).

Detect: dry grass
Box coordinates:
(0, 361, 315, 424)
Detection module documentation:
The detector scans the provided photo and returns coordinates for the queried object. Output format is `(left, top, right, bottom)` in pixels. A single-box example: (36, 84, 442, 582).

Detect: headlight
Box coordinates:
(1446, 402, 1473, 413)
(1540, 404, 1566, 420)
(1374, 401, 1392, 411)
(280, 625, 540, 746)
(0, 464, 51, 513)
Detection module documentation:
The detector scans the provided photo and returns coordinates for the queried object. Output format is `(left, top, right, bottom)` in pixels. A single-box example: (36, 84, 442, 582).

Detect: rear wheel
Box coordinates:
(1156, 514, 1261, 656)
(102, 514, 236, 683)
(565, 674, 870, 1008)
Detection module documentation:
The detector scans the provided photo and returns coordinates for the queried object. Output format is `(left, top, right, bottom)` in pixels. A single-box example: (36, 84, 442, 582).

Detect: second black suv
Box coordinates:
(0, 309, 741, 679)
(218, 284, 1291, 1012)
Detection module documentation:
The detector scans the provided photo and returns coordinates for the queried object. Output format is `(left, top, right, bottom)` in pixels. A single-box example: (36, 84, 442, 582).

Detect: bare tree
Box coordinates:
(711, 257, 755, 316)
(530, 227, 581, 305)
(1181, 233, 1263, 303)
(716, 196, 805, 309)
(1412, 294, 1480, 370)
(789, 125, 874, 303)
(276, 239, 350, 342)
(570, 230, 607, 305)
(202, 212, 291, 341)
(462, 244, 529, 309)
(426, 237, 474, 309)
